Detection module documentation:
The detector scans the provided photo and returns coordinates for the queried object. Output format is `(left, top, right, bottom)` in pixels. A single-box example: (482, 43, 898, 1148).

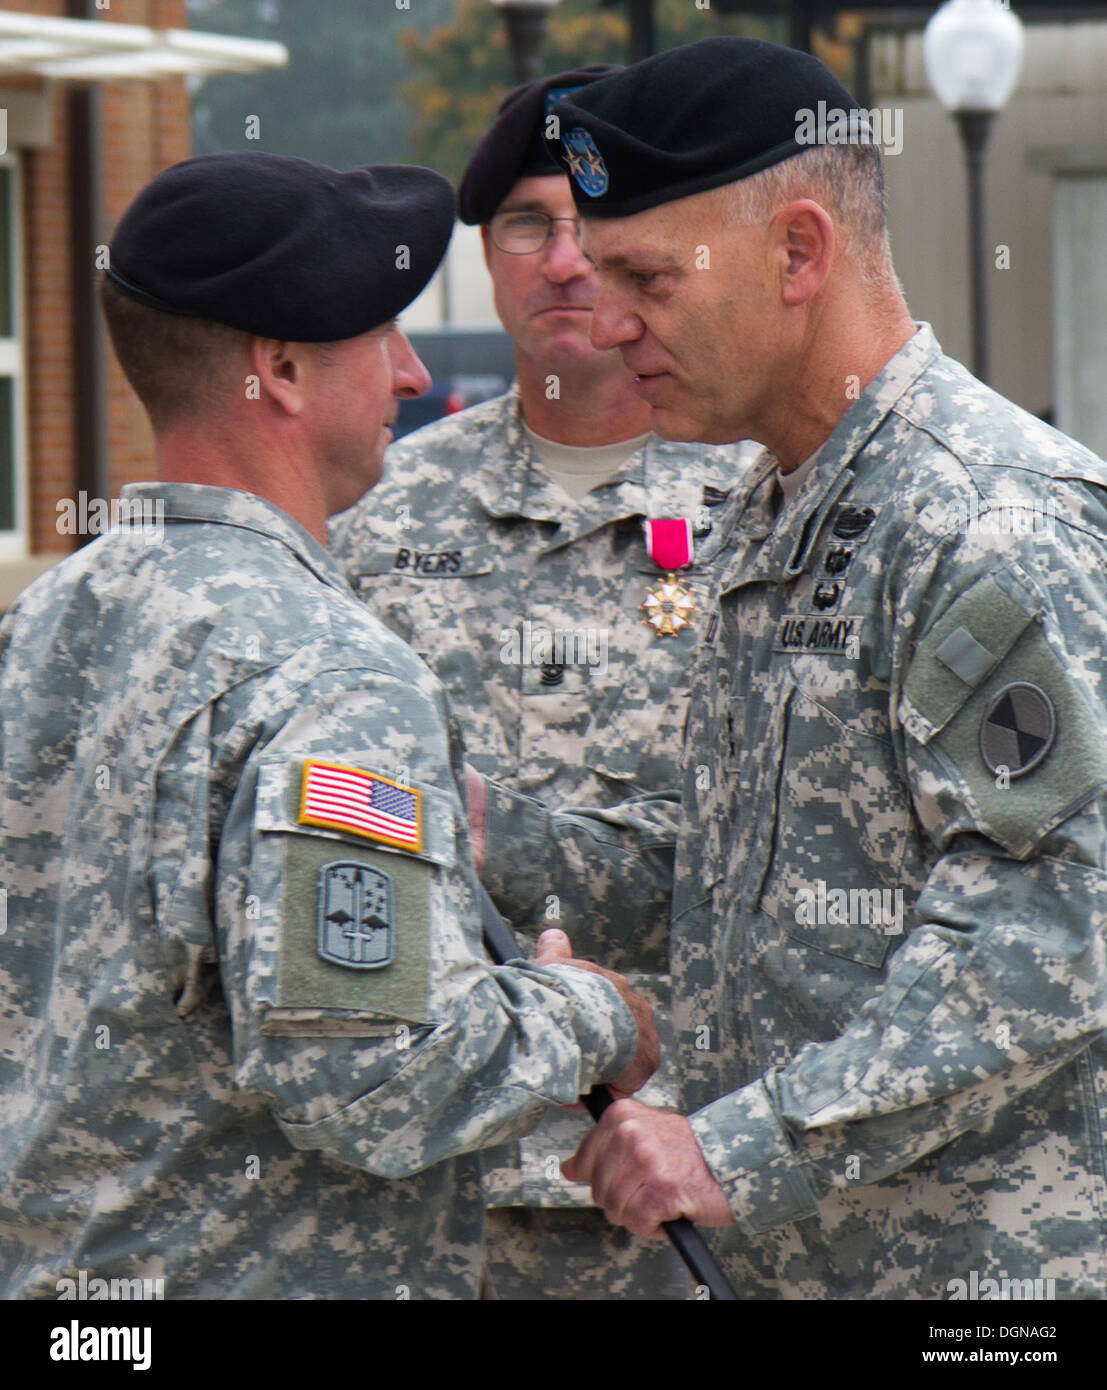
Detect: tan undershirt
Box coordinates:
(775, 450, 820, 509)
(522, 421, 652, 503)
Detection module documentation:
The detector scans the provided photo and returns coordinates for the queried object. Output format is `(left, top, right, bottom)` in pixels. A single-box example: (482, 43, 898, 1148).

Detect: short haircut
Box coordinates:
(99, 274, 250, 432)
(716, 143, 895, 288)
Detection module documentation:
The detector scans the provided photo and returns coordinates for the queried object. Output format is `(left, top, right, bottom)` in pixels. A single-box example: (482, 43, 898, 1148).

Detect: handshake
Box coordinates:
(532, 925, 660, 1099)
(468, 765, 735, 1278)
(468, 762, 659, 1097)
(517, 923, 734, 1277)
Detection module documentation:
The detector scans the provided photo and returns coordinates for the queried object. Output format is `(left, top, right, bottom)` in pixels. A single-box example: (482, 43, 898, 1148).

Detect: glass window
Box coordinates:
(0, 155, 25, 560)
(0, 378, 12, 533)
(0, 167, 11, 339)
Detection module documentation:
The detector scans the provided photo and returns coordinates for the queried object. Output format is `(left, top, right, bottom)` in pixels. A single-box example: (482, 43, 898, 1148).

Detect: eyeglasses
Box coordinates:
(489, 210, 583, 255)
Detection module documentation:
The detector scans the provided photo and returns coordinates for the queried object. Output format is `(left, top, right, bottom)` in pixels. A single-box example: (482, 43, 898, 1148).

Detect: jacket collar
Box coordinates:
(120, 481, 354, 596)
(470, 384, 672, 555)
(717, 323, 942, 592)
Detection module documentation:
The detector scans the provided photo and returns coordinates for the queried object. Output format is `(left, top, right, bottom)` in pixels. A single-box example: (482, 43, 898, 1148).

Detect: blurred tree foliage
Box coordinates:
(188, 0, 457, 168)
(189, 1, 855, 182)
(399, 0, 780, 183)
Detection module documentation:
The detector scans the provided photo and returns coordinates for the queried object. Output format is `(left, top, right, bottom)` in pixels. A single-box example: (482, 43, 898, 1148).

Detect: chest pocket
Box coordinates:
(671, 636, 733, 888)
(583, 566, 715, 790)
(351, 543, 508, 768)
(352, 544, 496, 643)
(669, 650, 730, 1108)
(752, 671, 910, 970)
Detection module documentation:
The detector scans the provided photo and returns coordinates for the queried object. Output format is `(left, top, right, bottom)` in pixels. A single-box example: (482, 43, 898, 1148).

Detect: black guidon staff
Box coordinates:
(478, 885, 739, 1301)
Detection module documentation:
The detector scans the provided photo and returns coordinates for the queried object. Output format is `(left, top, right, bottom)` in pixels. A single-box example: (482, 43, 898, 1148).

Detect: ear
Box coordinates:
(249, 337, 312, 417)
(771, 200, 835, 309)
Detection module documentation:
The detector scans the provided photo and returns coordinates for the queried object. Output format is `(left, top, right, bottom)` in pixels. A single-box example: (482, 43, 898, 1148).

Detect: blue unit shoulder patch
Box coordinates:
(317, 860, 394, 970)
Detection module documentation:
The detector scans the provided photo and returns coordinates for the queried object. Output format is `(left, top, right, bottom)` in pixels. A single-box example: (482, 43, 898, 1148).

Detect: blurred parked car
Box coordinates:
(394, 373, 507, 439)
(392, 329, 515, 439)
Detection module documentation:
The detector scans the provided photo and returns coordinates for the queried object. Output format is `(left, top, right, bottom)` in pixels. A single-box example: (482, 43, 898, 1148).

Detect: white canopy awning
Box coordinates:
(0, 10, 287, 82)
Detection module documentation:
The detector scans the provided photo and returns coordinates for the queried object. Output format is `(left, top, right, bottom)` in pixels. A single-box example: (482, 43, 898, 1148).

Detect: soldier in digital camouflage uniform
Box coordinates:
(485, 38, 1107, 1298)
(330, 68, 758, 1300)
(0, 152, 659, 1300)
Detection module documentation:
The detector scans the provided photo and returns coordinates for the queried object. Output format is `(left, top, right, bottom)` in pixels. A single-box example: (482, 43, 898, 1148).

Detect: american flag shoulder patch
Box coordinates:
(299, 759, 423, 853)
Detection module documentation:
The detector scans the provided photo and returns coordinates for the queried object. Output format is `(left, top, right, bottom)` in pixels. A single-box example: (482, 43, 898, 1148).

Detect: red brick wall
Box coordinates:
(101, 4, 192, 512)
(14, 0, 190, 554)
(18, 0, 70, 554)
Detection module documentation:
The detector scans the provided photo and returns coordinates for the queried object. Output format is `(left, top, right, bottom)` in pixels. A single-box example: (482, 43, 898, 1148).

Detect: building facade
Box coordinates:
(0, 0, 283, 608)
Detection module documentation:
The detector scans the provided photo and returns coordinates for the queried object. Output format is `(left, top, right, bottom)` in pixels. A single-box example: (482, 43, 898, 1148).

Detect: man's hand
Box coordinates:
(563, 1099, 736, 1236)
(535, 929, 660, 1096)
(465, 763, 488, 873)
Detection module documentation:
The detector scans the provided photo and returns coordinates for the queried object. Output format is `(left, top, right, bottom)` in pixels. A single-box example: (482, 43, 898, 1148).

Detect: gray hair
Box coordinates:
(716, 143, 896, 289)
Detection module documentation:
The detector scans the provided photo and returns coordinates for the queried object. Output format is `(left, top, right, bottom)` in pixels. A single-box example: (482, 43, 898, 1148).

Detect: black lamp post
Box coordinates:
(924, 0, 1025, 384)
(489, 0, 560, 85)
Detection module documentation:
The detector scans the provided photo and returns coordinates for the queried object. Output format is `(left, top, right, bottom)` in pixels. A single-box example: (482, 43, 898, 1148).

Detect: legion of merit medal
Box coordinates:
(642, 517, 695, 637)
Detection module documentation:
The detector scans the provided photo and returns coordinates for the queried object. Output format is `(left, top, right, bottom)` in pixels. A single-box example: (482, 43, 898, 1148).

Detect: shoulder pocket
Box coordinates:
(250, 758, 457, 1032)
(899, 567, 1041, 744)
(760, 680, 908, 970)
(584, 570, 713, 785)
(255, 757, 456, 869)
(908, 621, 1107, 858)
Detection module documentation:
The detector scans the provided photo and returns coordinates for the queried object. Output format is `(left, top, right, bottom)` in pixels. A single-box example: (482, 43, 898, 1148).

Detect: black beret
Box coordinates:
(457, 65, 620, 225)
(107, 152, 456, 342)
(546, 38, 868, 218)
